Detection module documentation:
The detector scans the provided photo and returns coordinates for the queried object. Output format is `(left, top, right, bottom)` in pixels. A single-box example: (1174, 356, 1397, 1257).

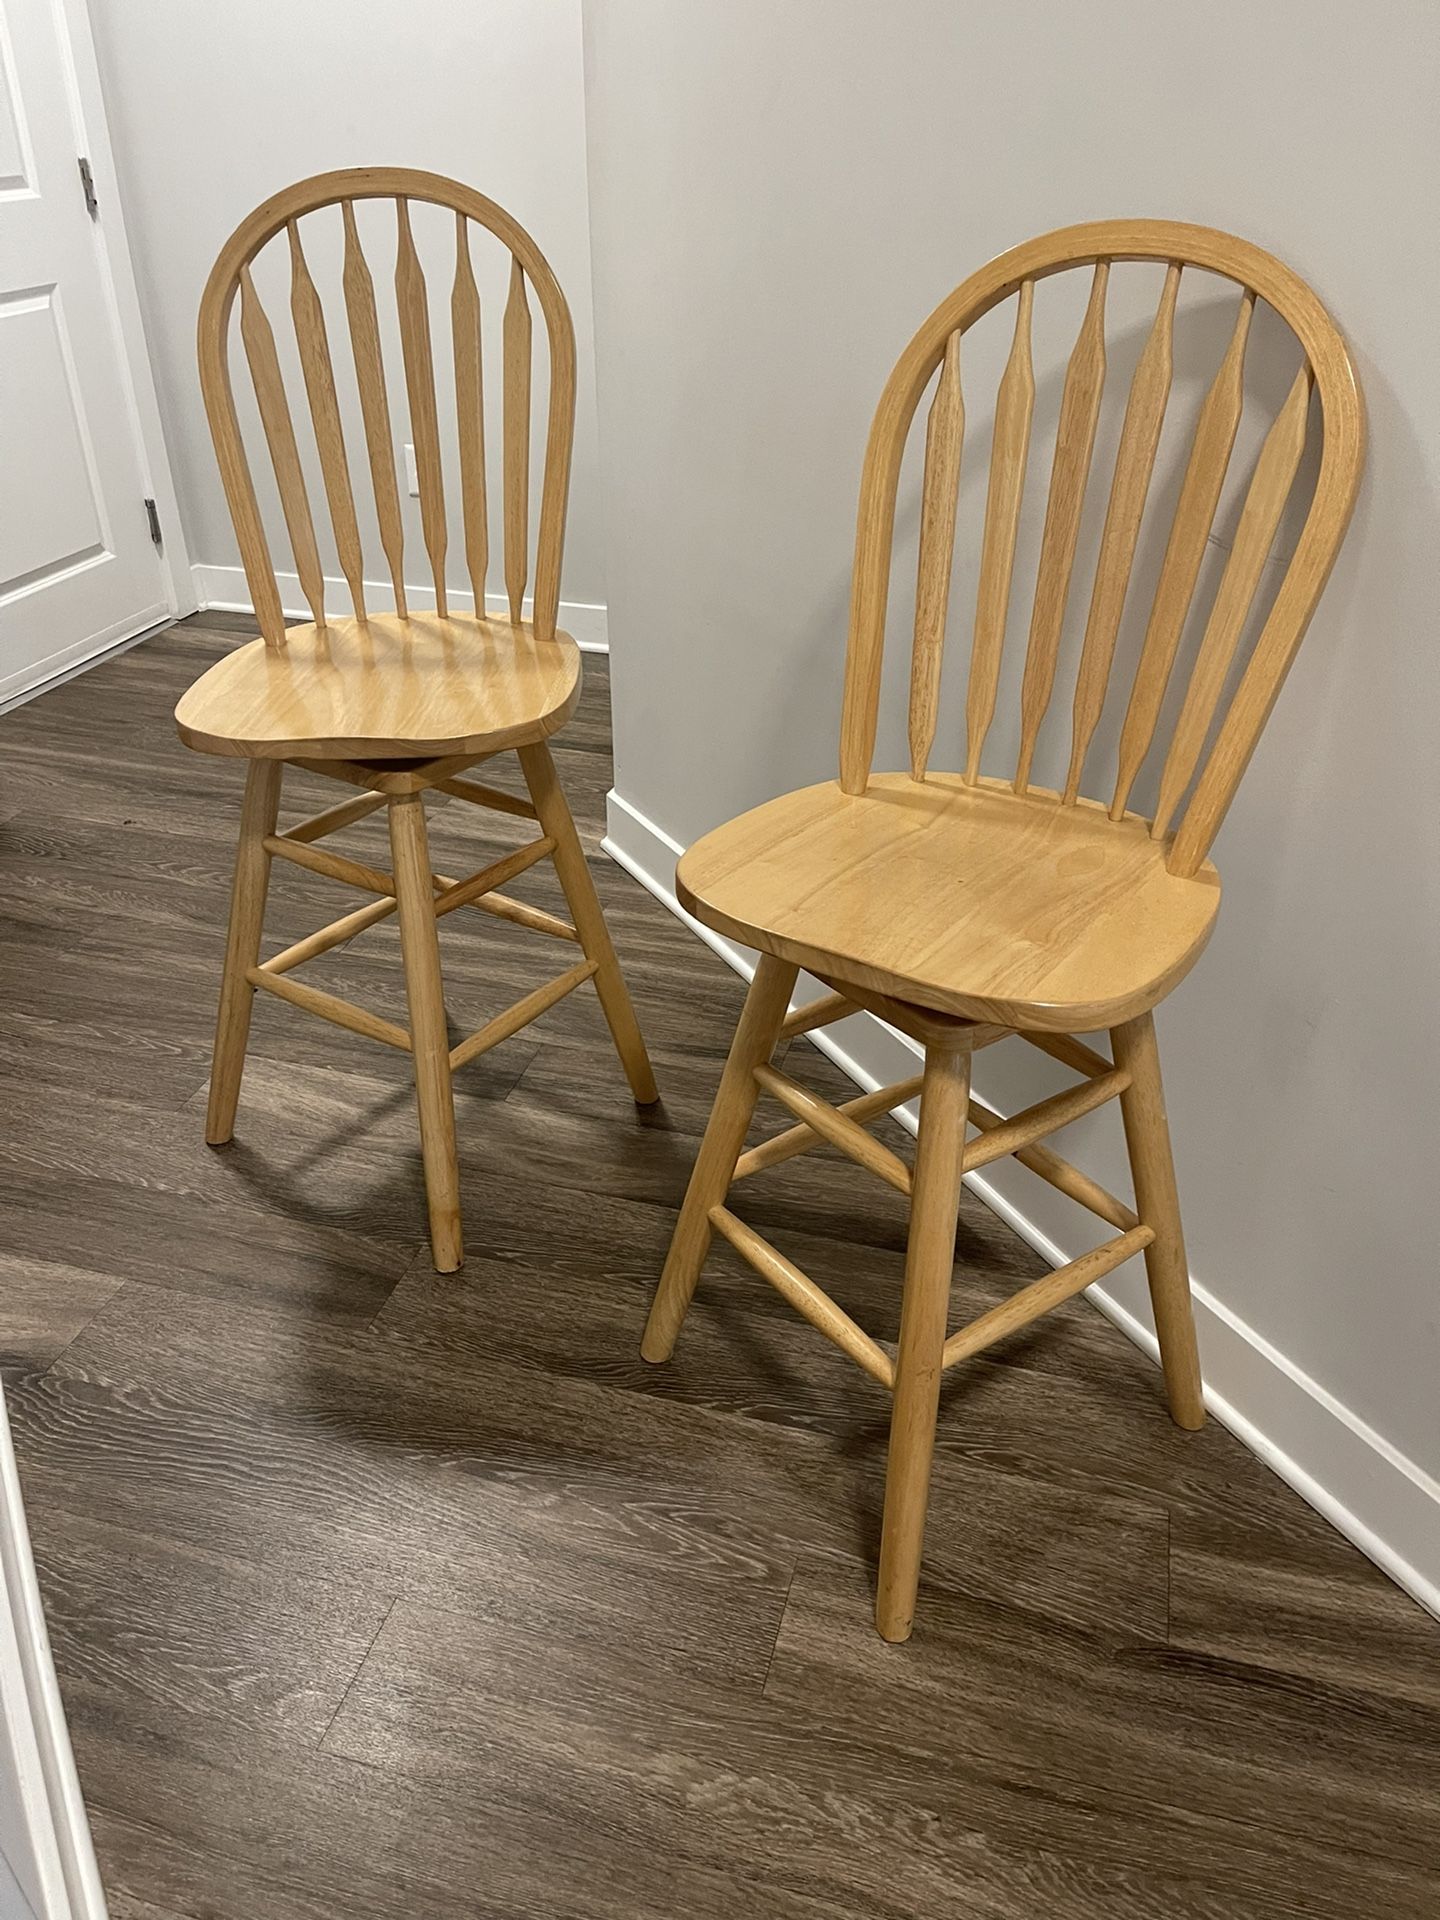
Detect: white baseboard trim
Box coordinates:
(0, 1387, 107, 1919)
(191, 563, 608, 653)
(0, 608, 172, 717)
(603, 786, 1440, 1624)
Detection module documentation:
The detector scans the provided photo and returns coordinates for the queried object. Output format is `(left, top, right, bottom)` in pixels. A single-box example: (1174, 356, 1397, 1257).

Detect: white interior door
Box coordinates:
(0, 0, 173, 705)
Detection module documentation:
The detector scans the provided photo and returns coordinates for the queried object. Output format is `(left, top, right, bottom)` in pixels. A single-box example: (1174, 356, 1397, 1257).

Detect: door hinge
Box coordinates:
(144, 497, 162, 546)
(77, 156, 99, 218)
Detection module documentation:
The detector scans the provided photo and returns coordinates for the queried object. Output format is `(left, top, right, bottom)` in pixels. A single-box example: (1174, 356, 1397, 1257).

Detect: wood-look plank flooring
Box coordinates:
(1, 614, 1437, 1919)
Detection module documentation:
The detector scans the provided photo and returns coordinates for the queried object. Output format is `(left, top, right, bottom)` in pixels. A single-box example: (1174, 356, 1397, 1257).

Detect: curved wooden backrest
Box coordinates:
(197, 167, 577, 648)
(838, 220, 1364, 875)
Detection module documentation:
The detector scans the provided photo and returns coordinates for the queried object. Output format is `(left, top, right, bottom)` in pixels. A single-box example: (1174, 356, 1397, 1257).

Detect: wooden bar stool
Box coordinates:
(642, 221, 1363, 1641)
(177, 168, 657, 1272)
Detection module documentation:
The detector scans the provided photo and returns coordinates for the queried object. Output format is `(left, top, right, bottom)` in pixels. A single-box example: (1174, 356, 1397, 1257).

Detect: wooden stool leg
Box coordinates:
(518, 741, 659, 1105)
(876, 1043, 971, 1643)
(1111, 1010, 1205, 1430)
(641, 954, 798, 1362)
(206, 759, 284, 1146)
(389, 793, 463, 1273)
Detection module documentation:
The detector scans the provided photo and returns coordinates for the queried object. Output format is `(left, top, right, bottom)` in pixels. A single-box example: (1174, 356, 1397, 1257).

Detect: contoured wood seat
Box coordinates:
(176, 611, 581, 760)
(678, 773, 1219, 1032)
(179, 168, 656, 1272)
(645, 220, 1363, 1642)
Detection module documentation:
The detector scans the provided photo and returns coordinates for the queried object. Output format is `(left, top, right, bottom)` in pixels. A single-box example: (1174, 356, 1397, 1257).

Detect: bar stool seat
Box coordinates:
(677, 772, 1220, 1033)
(176, 612, 581, 760)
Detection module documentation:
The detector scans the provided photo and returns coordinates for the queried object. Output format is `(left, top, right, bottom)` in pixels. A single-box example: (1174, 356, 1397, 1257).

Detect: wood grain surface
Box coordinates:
(0, 616, 1435, 1918)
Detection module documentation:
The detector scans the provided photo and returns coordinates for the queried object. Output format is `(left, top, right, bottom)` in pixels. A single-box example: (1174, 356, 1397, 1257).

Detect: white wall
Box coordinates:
(586, 1, 1440, 1602)
(90, 0, 606, 609)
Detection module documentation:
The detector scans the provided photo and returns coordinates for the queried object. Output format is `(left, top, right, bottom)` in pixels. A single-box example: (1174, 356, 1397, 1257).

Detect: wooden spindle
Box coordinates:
(238, 265, 325, 627)
(908, 331, 963, 780)
(394, 198, 448, 616)
(287, 221, 365, 619)
(1014, 263, 1108, 793)
(341, 202, 406, 616)
(1063, 262, 1181, 804)
(965, 279, 1035, 783)
(451, 213, 489, 621)
(503, 258, 532, 625)
(1156, 364, 1312, 851)
(200, 348, 285, 645)
(1110, 290, 1254, 819)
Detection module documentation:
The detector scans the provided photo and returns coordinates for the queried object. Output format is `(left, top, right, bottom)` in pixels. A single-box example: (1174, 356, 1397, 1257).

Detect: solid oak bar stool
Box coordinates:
(642, 220, 1363, 1641)
(177, 168, 657, 1272)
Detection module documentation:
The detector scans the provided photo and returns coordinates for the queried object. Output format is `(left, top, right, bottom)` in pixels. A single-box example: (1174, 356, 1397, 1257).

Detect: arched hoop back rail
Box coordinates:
(644, 219, 1363, 1642)
(196, 166, 576, 648)
(179, 169, 654, 1275)
(840, 219, 1363, 876)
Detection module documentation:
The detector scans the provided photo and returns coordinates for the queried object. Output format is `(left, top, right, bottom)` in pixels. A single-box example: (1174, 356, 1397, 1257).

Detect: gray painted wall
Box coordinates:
(90, 0, 607, 606)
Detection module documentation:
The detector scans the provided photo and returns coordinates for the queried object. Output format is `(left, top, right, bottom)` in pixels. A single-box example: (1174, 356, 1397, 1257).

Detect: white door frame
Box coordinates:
(45, 0, 194, 627)
(0, 1385, 107, 1920)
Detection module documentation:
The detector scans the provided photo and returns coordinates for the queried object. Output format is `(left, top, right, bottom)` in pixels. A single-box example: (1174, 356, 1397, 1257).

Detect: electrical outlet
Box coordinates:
(403, 443, 419, 496)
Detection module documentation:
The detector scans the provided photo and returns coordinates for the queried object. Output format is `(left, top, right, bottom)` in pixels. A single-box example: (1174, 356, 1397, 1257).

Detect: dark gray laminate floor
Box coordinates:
(1, 615, 1437, 1919)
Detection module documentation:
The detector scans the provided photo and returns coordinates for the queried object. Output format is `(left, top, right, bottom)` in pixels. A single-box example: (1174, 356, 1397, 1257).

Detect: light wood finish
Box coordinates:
(732, 1073, 924, 1181)
(431, 837, 555, 918)
(205, 759, 283, 1145)
(752, 1064, 913, 1196)
(196, 166, 579, 651)
(503, 260, 532, 624)
(437, 776, 539, 819)
(389, 794, 462, 1271)
(967, 1092, 1139, 1231)
(264, 833, 395, 899)
(260, 894, 399, 976)
(876, 1045, 971, 1641)
(940, 1224, 1155, 1369)
(1112, 1011, 1205, 1429)
(289, 751, 484, 796)
(909, 331, 963, 781)
(175, 614, 582, 761)
(519, 742, 658, 1105)
(238, 269, 325, 629)
(812, 971, 1000, 1051)
(189, 168, 586, 763)
(965, 279, 1034, 783)
(1153, 365, 1312, 847)
(454, 887, 579, 945)
(184, 174, 652, 1272)
(395, 199, 448, 615)
(1169, 371, 1342, 873)
(448, 960, 598, 1073)
(836, 219, 1362, 868)
(641, 956, 798, 1362)
(288, 221, 365, 620)
(248, 964, 412, 1053)
(1015, 262, 1108, 793)
(191, 736, 649, 1274)
(709, 1206, 896, 1389)
(1063, 263, 1180, 804)
(678, 773, 1220, 1033)
(282, 789, 389, 844)
(341, 200, 406, 616)
(451, 213, 489, 617)
(778, 989, 859, 1041)
(650, 221, 1362, 1639)
(1021, 1028, 1115, 1079)
(1110, 290, 1253, 819)
(960, 1068, 1131, 1174)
